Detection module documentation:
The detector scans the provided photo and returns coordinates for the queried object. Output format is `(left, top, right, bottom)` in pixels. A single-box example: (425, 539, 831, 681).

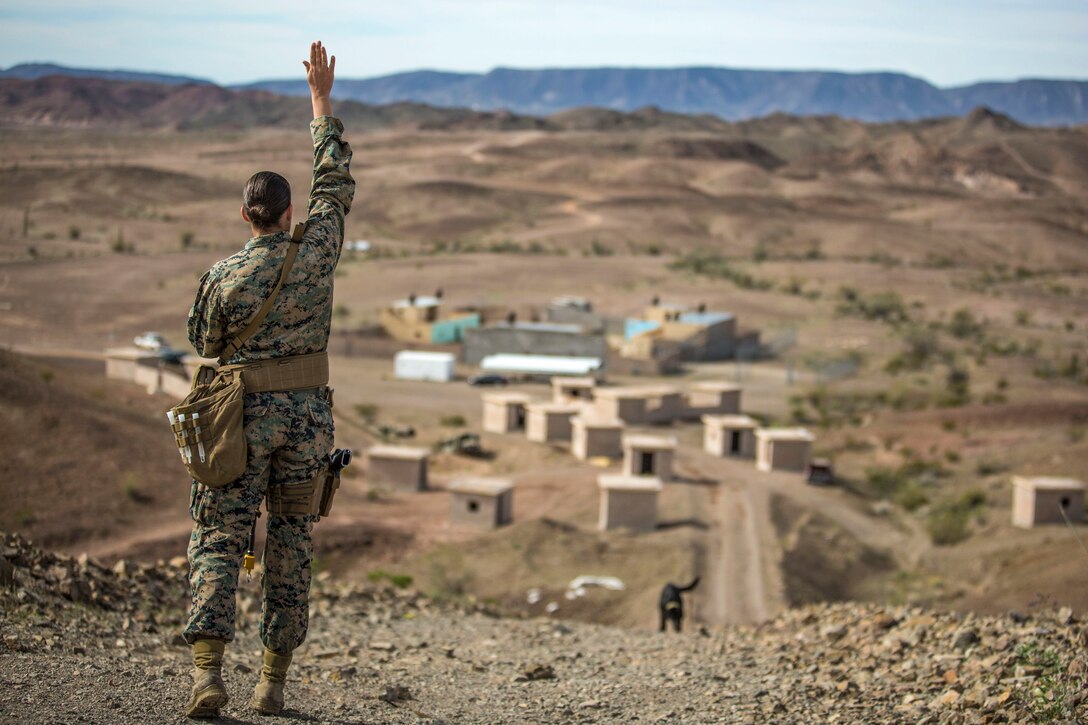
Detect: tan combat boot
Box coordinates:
(249, 648, 293, 715)
(186, 638, 229, 718)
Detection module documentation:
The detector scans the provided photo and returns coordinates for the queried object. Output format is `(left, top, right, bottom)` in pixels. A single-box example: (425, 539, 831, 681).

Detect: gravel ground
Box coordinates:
(2, 532, 1088, 724)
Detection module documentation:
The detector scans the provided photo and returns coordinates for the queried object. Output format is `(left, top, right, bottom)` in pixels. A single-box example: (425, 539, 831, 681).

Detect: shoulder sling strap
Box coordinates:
(218, 221, 307, 364)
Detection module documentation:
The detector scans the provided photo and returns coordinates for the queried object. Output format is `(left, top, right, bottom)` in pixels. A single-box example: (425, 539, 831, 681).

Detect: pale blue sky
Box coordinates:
(1, 0, 1085, 86)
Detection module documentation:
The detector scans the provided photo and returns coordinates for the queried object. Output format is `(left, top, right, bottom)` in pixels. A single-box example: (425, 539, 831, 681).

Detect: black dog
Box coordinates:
(659, 577, 700, 632)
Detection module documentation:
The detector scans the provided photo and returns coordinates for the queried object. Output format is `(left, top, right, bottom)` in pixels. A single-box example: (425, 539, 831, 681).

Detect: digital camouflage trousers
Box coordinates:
(184, 389, 333, 654)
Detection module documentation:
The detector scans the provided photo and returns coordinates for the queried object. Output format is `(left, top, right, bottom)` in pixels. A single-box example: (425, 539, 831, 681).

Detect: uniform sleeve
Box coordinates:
(187, 271, 226, 358)
(308, 116, 356, 227)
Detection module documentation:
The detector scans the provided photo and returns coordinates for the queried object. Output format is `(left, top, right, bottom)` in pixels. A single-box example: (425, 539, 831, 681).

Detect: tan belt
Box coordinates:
(218, 351, 329, 393)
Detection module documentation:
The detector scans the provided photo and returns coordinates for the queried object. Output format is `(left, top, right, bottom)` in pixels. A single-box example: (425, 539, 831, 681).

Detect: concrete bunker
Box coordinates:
(481, 391, 532, 434)
(755, 428, 815, 473)
(592, 386, 683, 425)
(703, 415, 758, 459)
(597, 474, 663, 532)
(366, 445, 430, 492)
(1012, 476, 1086, 528)
(551, 376, 597, 405)
(526, 402, 582, 444)
(571, 417, 624, 460)
(622, 434, 677, 480)
(684, 382, 741, 419)
(447, 477, 514, 529)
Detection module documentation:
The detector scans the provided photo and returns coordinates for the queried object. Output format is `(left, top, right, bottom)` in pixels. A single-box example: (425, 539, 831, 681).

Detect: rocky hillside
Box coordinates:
(2, 532, 1085, 723)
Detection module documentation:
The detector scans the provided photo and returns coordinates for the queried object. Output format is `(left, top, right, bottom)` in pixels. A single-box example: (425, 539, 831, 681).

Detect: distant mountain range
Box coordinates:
(3, 62, 1087, 125)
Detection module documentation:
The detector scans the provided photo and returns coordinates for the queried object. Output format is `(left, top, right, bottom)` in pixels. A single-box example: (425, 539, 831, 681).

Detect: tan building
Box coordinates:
(366, 445, 430, 492)
(622, 434, 677, 480)
(593, 386, 684, 426)
(105, 347, 160, 383)
(571, 417, 624, 460)
(684, 382, 741, 419)
(1012, 476, 1086, 528)
(482, 391, 533, 434)
(598, 474, 663, 532)
(703, 415, 759, 459)
(448, 477, 514, 529)
(526, 402, 582, 444)
(755, 428, 815, 472)
(379, 294, 480, 344)
(551, 376, 597, 405)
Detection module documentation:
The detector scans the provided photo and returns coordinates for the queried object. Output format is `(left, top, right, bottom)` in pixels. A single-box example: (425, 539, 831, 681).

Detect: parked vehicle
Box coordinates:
(805, 458, 835, 485)
(468, 374, 509, 387)
(133, 332, 168, 351)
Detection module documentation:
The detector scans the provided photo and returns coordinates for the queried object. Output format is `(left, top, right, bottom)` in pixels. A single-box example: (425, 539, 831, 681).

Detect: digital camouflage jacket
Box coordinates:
(188, 116, 355, 364)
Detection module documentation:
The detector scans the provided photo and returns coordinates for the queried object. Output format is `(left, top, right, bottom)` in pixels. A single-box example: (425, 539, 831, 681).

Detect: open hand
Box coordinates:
(303, 41, 335, 99)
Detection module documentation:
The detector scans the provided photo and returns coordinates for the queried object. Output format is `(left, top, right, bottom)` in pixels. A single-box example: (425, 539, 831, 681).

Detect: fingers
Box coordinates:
(302, 60, 311, 72)
(320, 44, 328, 70)
(329, 55, 336, 75)
(311, 41, 319, 69)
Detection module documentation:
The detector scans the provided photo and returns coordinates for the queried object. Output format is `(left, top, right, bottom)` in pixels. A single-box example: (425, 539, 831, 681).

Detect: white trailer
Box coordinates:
(394, 351, 455, 382)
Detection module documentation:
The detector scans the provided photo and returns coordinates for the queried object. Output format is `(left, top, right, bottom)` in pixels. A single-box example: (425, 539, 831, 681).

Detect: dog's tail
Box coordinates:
(676, 576, 701, 592)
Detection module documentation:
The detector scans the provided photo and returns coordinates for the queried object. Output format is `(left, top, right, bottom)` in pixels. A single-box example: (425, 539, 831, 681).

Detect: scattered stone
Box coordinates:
(518, 664, 556, 682)
(379, 684, 413, 705)
(369, 641, 396, 652)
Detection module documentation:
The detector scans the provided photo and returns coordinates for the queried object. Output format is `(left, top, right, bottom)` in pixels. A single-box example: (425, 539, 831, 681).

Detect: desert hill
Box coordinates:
(2, 531, 1087, 722)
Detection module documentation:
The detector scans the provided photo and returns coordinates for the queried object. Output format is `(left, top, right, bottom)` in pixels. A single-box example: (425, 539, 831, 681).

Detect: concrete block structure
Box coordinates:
(526, 402, 582, 444)
(105, 347, 159, 383)
(571, 417, 624, 460)
(366, 445, 430, 492)
(551, 376, 597, 405)
(379, 294, 480, 344)
(598, 474, 663, 532)
(482, 392, 532, 434)
(1012, 476, 1086, 528)
(593, 386, 683, 426)
(448, 477, 513, 529)
(703, 415, 759, 459)
(684, 382, 741, 419)
(756, 428, 815, 472)
(463, 322, 608, 366)
(622, 434, 677, 480)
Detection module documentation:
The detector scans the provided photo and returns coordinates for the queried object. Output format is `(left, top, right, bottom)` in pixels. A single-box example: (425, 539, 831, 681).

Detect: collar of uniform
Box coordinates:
(244, 230, 289, 250)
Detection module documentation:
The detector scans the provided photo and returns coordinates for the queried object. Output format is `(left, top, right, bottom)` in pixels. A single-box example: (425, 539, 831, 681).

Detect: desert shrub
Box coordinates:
(1014, 642, 1079, 721)
(180, 231, 195, 249)
(589, 240, 613, 256)
(14, 507, 36, 526)
(886, 326, 940, 373)
(947, 308, 984, 340)
(1014, 309, 1032, 326)
(836, 286, 910, 324)
(668, 251, 773, 290)
(440, 414, 467, 427)
(367, 570, 414, 589)
(333, 304, 350, 320)
(354, 403, 379, 421)
(926, 502, 971, 545)
(27, 246, 38, 259)
(68, 225, 81, 240)
(895, 484, 930, 512)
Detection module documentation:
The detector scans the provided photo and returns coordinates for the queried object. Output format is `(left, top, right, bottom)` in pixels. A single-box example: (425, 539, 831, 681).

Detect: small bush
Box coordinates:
(367, 570, 414, 589)
(68, 225, 81, 240)
(440, 414, 467, 427)
(180, 231, 195, 249)
(354, 403, 379, 421)
(926, 503, 970, 545)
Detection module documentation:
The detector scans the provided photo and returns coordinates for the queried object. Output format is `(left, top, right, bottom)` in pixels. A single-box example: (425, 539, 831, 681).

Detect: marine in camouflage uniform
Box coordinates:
(183, 112, 353, 654)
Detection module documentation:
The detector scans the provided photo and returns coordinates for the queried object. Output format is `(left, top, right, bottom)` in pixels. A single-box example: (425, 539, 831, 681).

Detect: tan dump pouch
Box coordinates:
(218, 351, 329, 394)
(170, 366, 246, 488)
(266, 466, 338, 518)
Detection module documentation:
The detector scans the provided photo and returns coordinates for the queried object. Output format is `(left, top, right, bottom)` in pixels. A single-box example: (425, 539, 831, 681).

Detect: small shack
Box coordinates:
(1012, 476, 1086, 528)
(526, 402, 582, 444)
(755, 428, 815, 473)
(105, 347, 159, 384)
(684, 382, 741, 419)
(571, 417, 624, 460)
(448, 477, 513, 529)
(598, 474, 662, 532)
(622, 434, 677, 480)
(593, 386, 683, 425)
(551, 376, 597, 405)
(703, 415, 759, 459)
(394, 351, 455, 382)
(366, 445, 429, 492)
(481, 391, 533, 434)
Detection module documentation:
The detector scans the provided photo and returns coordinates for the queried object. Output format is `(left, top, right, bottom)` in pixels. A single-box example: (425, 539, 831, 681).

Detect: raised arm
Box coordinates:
(303, 41, 355, 224)
(303, 40, 335, 119)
